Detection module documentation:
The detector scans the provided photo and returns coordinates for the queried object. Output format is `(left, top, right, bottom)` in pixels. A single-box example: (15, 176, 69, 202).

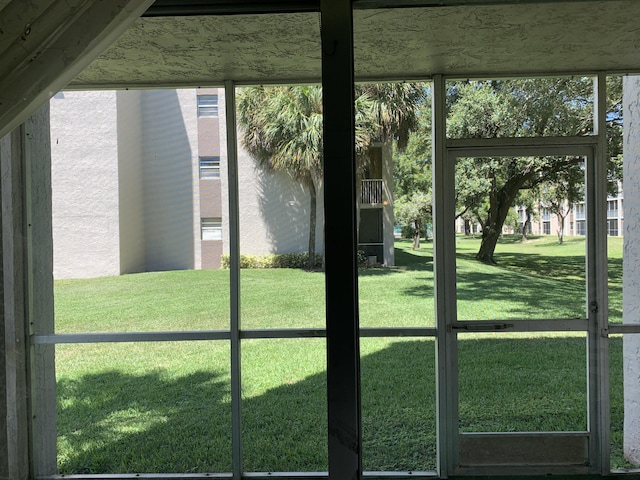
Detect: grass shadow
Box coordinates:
(56, 336, 633, 474)
(455, 264, 586, 319)
(57, 369, 232, 473)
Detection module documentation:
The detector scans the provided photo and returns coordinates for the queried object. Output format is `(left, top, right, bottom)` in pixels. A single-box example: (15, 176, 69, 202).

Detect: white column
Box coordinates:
(623, 75, 640, 465)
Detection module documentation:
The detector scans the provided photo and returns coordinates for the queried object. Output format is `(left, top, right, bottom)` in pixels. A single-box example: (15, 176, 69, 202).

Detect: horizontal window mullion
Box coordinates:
(452, 318, 589, 332)
(360, 327, 436, 337)
(33, 327, 445, 345)
(32, 330, 232, 344)
(608, 324, 640, 334)
(42, 474, 232, 480)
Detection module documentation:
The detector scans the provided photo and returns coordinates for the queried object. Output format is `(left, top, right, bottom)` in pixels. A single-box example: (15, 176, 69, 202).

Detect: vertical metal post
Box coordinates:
(320, 1, 361, 479)
(591, 72, 610, 473)
(0, 130, 9, 480)
(432, 74, 455, 477)
(224, 81, 243, 479)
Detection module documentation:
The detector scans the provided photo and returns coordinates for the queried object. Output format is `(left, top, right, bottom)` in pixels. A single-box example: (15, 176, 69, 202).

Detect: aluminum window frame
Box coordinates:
(197, 95, 219, 118)
(200, 156, 221, 179)
(201, 217, 223, 240)
(27, 69, 631, 480)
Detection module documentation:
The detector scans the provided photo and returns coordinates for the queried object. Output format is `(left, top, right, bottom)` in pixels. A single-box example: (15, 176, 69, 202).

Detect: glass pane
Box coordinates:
(56, 341, 231, 473)
(51, 88, 231, 333)
(355, 83, 434, 328)
(235, 85, 326, 330)
(454, 156, 587, 321)
(446, 77, 594, 139)
(361, 337, 436, 472)
(457, 333, 587, 433)
(241, 338, 327, 472)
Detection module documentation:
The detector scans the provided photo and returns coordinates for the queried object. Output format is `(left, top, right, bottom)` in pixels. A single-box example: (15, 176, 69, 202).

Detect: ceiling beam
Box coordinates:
(0, 0, 155, 139)
(143, 0, 319, 16)
(142, 0, 596, 16)
(354, 0, 597, 7)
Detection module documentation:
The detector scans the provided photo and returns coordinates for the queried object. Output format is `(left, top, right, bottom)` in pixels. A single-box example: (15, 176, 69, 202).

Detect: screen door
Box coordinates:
(438, 140, 606, 476)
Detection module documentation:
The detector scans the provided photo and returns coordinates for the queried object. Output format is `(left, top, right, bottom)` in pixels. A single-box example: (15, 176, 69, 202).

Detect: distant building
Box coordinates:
(50, 88, 395, 279)
(455, 192, 624, 239)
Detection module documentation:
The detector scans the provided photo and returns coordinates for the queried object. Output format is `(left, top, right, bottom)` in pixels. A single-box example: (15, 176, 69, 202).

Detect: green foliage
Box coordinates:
(221, 252, 323, 270)
(236, 83, 429, 269)
(445, 76, 623, 263)
(447, 77, 594, 139)
(392, 91, 433, 237)
(394, 191, 432, 247)
(357, 249, 368, 267)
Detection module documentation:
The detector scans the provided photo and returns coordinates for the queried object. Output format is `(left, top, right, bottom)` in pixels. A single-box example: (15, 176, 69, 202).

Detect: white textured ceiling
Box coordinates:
(70, 1, 640, 88)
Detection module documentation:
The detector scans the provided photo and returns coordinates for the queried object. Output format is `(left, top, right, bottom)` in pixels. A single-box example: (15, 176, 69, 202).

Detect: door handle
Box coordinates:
(450, 323, 514, 332)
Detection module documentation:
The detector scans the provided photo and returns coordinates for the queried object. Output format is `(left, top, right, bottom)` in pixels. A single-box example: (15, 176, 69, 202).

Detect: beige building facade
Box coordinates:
(50, 87, 395, 279)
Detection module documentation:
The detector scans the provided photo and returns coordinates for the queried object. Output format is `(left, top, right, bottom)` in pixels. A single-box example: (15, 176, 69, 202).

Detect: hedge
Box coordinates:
(221, 252, 323, 269)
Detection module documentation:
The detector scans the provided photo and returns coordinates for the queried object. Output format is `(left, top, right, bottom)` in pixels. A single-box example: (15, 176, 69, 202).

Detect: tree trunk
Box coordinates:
(521, 210, 530, 241)
(557, 213, 565, 244)
(464, 219, 471, 236)
(477, 170, 532, 264)
(307, 180, 317, 270)
(413, 220, 421, 249)
(476, 226, 501, 264)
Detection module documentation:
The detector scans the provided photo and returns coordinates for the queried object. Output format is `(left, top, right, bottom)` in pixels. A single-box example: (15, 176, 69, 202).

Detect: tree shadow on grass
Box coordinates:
(357, 247, 433, 278)
(57, 370, 233, 473)
(56, 336, 633, 475)
(453, 251, 587, 319)
(455, 250, 623, 320)
(57, 340, 437, 474)
(491, 251, 586, 281)
(394, 246, 433, 271)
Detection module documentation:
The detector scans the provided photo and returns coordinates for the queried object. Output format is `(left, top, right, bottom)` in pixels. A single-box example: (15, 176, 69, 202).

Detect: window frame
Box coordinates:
(26, 75, 640, 479)
(197, 94, 219, 118)
(201, 217, 223, 240)
(199, 156, 221, 179)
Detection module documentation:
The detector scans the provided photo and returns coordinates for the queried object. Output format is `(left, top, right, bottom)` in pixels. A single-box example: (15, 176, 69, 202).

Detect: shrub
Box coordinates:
(221, 252, 323, 269)
(357, 250, 368, 268)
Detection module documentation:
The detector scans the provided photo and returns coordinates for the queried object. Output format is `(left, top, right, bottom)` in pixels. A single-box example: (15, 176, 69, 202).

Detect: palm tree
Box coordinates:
(237, 83, 426, 269)
(238, 86, 324, 270)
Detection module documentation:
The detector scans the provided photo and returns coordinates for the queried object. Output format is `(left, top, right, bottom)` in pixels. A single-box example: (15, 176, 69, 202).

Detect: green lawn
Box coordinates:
(55, 235, 631, 473)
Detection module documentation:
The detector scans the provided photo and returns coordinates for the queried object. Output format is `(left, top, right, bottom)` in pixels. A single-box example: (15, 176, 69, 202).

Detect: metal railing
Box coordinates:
(361, 179, 383, 205)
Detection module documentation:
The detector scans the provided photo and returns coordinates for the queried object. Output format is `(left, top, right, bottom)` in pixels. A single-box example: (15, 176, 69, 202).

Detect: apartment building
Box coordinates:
(519, 193, 624, 239)
(50, 88, 394, 279)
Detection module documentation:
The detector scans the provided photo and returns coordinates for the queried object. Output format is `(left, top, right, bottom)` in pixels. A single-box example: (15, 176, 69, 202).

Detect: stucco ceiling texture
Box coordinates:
(70, 1, 640, 88)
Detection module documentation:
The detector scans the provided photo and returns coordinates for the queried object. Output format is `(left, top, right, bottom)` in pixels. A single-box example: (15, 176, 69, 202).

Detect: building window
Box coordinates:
(201, 217, 222, 240)
(200, 156, 220, 179)
(575, 219, 586, 236)
(608, 199, 619, 218)
(197, 95, 218, 117)
(608, 218, 619, 236)
(574, 202, 585, 220)
(541, 208, 551, 235)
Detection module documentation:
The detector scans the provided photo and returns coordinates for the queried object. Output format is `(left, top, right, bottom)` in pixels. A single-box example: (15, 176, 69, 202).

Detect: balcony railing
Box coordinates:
(361, 179, 383, 205)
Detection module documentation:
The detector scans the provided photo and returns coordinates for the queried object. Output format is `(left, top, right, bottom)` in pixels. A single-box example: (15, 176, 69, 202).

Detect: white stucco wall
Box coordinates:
(224, 142, 324, 257)
(51, 87, 328, 278)
(50, 91, 121, 279)
(141, 89, 198, 271)
(623, 75, 640, 464)
(117, 90, 146, 274)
